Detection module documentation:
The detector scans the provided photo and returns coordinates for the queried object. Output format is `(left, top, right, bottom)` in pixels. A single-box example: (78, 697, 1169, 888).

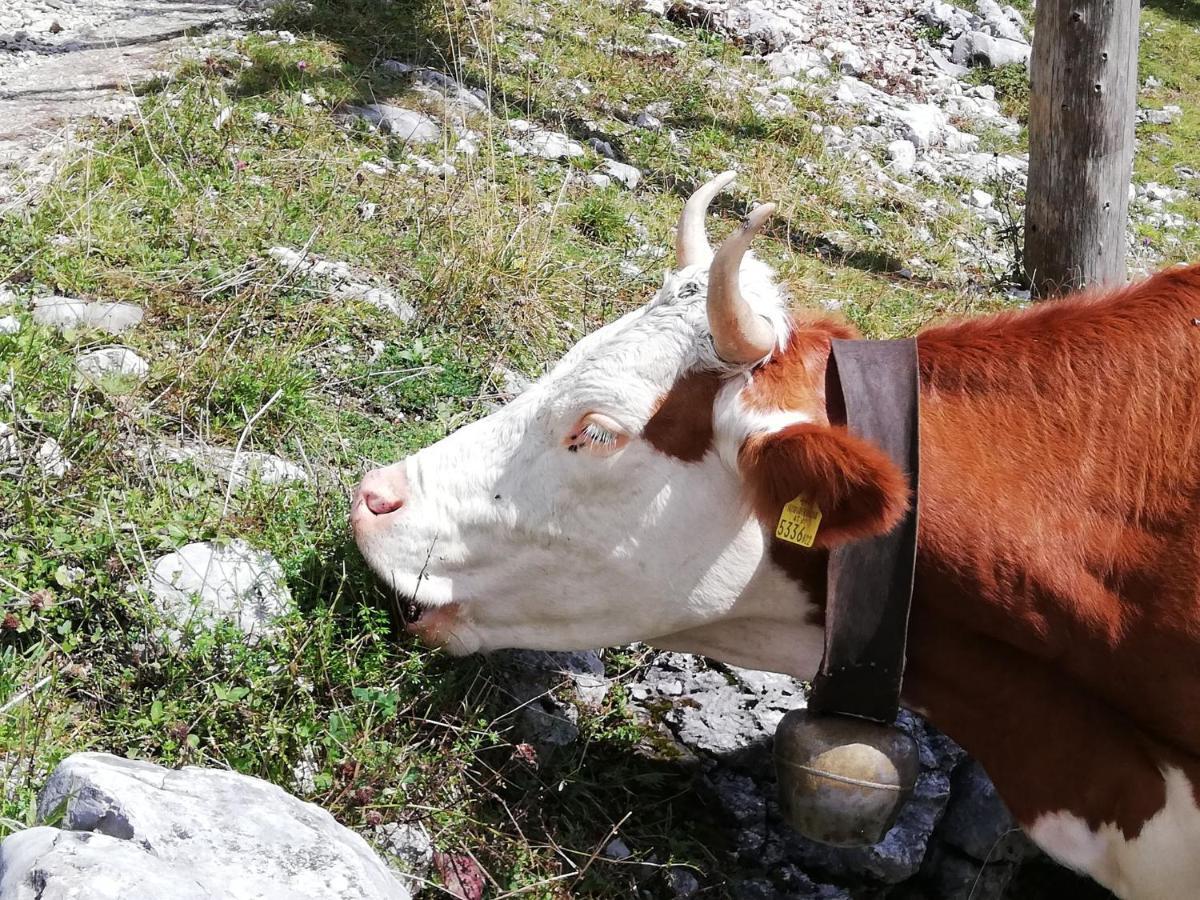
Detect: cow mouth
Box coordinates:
(398, 595, 431, 625)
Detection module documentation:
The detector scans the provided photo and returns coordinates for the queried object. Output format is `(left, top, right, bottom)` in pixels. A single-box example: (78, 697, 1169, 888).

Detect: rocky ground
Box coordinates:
(0, 0, 1196, 896)
(0, 0, 271, 202)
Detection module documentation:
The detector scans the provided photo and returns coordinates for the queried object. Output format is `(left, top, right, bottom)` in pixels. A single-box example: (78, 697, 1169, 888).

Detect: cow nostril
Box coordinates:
(364, 490, 405, 516)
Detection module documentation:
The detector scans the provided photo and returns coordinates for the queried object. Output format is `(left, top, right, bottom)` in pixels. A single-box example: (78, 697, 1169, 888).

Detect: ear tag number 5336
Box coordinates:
(776, 496, 822, 548)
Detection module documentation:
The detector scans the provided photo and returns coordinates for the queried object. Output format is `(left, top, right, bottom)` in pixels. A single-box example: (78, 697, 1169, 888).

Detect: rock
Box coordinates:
(0, 423, 15, 463)
(647, 31, 686, 49)
(937, 758, 1032, 863)
(31, 297, 143, 335)
(410, 68, 489, 116)
(155, 444, 308, 489)
(491, 650, 609, 749)
(587, 172, 611, 189)
(892, 103, 949, 149)
(603, 838, 632, 860)
(825, 40, 866, 76)
(0, 827, 212, 900)
(950, 31, 1031, 68)
(0, 753, 410, 899)
(523, 130, 584, 160)
(375, 822, 434, 889)
(142, 539, 293, 641)
(267, 247, 415, 321)
(634, 111, 663, 129)
(887, 139, 917, 174)
(0, 316, 18, 335)
(666, 866, 701, 898)
(345, 104, 442, 143)
(1139, 104, 1183, 126)
(34, 438, 69, 477)
(75, 346, 149, 384)
(766, 47, 828, 79)
(969, 188, 995, 208)
(586, 137, 617, 159)
(600, 159, 641, 188)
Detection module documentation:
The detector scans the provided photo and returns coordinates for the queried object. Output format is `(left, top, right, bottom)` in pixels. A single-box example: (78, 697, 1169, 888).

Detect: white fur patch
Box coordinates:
(1029, 766, 1200, 900)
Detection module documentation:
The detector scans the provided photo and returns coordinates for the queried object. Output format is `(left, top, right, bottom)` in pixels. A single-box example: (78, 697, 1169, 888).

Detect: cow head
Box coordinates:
(351, 173, 909, 676)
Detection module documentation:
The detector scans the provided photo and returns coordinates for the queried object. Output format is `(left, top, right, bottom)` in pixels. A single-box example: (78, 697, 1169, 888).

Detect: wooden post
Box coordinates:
(1023, 0, 1140, 298)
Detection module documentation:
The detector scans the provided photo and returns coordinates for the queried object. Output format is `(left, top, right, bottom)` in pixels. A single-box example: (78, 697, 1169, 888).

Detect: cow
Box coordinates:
(351, 172, 1200, 900)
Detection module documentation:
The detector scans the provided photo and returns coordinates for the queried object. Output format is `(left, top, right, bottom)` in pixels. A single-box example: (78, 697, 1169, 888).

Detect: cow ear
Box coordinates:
(740, 423, 910, 548)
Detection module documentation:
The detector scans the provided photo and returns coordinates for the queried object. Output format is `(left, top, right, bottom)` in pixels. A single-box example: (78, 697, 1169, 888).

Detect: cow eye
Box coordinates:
(564, 413, 629, 457)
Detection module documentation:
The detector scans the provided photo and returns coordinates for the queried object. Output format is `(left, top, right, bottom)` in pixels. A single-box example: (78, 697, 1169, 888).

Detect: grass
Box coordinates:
(0, 0, 1198, 894)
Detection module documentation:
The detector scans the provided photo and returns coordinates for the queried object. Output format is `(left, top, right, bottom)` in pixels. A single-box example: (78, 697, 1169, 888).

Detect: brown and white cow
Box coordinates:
(351, 173, 1200, 900)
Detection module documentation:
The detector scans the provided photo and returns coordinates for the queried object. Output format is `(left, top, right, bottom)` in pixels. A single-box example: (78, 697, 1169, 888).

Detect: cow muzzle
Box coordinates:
(351, 462, 410, 530)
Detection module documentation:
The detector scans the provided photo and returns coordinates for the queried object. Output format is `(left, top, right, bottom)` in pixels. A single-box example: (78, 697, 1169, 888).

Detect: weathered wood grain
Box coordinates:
(1024, 0, 1140, 297)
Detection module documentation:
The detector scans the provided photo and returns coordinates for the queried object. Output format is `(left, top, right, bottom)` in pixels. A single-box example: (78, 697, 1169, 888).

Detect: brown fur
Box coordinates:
(643, 370, 723, 462)
(742, 264, 1200, 840)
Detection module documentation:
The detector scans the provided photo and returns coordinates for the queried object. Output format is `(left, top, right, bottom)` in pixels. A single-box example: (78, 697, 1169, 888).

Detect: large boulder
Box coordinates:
(0, 753, 408, 900)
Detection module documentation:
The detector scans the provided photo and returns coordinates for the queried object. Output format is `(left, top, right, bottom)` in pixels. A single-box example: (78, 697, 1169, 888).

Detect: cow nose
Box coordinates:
(357, 464, 409, 516)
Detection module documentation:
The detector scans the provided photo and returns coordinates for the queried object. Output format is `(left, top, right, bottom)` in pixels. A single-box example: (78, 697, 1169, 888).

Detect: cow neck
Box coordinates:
(808, 338, 921, 724)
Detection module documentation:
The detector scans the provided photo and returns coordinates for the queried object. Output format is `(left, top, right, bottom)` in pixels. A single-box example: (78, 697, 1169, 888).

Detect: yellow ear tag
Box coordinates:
(776, 495, 822, 547)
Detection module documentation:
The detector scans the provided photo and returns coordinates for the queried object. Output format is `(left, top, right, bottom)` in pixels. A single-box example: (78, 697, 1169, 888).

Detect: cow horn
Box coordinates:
(707, 202, 778, 365)
(676, 170, 737, 268)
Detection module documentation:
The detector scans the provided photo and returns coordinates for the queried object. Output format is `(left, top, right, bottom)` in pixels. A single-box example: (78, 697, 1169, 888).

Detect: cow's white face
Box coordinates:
(352, 260, 793, 655)
(352, 175, 909, 673)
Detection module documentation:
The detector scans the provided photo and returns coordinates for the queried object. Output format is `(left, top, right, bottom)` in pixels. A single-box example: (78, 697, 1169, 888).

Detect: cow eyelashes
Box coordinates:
(565, 414, 629, 456)
(581, 422, 617, 445)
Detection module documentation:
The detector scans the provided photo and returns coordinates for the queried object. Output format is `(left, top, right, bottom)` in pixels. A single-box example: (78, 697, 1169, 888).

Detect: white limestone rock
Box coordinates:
(0, 423, 15, 463)
(0, 316, 18, 335)
(950, 31, 1030, 68)
(155, 444, 308, 489)
(142, 539, 293, 641)
(344, 104, 442, 143)
(31, 297, 143, 335)
(600, 159, 641, 189)
(0, 753, 409, 900)
(75, 346, 149, 384)
(267, 247, 415, 321)
(887, 139, 917, 174)
(34, 438, 69, 477)
(0, 827, 212, 900)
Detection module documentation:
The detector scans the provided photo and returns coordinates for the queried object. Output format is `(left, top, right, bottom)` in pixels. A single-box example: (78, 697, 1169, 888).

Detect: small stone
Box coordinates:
(950, 31, 1031, 68)
(524, 130, 584, 160)
(886, 139, 917, 174)
(156, 444, 308, 489)
(0, 316, 18, 335)
(32, 297, 143, 335)
(586, 172, 611, 189)
(75, 347, 149, 384)
(357, 201, 378, 221)
(666, 866, 701, 898)
(0, 422, 15, 463)
(647, 32, 685, 49)
(603, 838, 632, 860)
(142, 539, 293, 642)
(376, 822, 434, 889)
(212, 107, 232, 130)
(35, 438, 69, 477)
(634, 111, 662, 129)
(586, 137, 617, 159)
(346, 105, 441, 143)
(969, 188, 995, 208)
(600, 159, 641, 189)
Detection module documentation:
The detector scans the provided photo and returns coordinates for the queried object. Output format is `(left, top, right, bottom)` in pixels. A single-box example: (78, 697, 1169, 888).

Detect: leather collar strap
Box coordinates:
(808, 338, 921, 724)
